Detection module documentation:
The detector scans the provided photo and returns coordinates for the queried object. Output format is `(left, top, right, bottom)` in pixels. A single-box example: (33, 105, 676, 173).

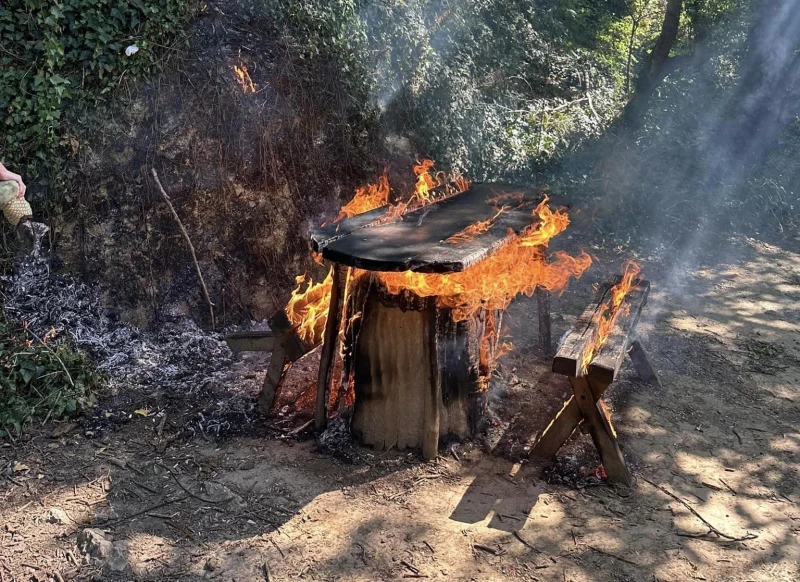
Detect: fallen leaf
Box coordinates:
(51, 422, 76, 438)
(13, 462, 30, 472)
(134, 409, 150, 417)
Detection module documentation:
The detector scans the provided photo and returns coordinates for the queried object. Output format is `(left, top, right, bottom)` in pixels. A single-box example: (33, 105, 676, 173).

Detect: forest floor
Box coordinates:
(1, 226, 798, 582)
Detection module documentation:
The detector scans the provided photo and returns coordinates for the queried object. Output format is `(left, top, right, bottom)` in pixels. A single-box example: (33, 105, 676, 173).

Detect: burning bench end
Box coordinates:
(552, 276, 650, 379)
(587, 281, 650, 384)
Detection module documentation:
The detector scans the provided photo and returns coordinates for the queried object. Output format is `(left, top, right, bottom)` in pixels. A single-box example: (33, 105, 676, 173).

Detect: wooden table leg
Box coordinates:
(571, 376, 633, 486)
(535, 287, 551, 352)
(256, 342, 288, 414)
(423, 299, 442, 461)
(315, 264, 346, 431)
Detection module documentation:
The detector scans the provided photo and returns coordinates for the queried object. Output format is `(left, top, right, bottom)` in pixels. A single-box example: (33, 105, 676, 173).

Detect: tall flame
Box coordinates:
(411, 159, 437, 204)
(336, 173, 390, 221)
(285, 268, 333, 345)
(580, 260, 642, 373)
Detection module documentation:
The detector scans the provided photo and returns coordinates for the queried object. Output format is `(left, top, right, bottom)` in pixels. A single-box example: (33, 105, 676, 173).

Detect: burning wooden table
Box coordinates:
(259, 172, 592, 460)
(531, 262, 661, 485)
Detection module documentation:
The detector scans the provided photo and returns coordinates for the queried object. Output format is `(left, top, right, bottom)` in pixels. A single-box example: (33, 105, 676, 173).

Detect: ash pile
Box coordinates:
(1, 255, 262, 437)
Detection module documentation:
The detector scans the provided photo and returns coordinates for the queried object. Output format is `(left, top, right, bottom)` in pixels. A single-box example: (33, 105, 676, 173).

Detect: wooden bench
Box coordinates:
(530, 276, 661, 485)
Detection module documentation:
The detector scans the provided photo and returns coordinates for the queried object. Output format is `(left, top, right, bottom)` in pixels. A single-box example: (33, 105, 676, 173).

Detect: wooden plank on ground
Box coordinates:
(586, 280, 650, 385)
(225, 330, 275, 353)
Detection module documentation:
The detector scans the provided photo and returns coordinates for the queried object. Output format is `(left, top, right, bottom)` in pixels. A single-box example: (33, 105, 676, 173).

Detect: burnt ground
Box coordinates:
(1, 227, 799, 582)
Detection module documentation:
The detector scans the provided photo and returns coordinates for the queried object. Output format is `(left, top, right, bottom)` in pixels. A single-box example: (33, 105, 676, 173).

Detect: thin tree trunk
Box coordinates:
(623, 0, 684, 127)
(625, 18, 640, 95)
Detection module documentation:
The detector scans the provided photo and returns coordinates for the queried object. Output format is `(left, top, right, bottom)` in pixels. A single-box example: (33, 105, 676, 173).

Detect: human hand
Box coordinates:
(0, 163, 26, 198)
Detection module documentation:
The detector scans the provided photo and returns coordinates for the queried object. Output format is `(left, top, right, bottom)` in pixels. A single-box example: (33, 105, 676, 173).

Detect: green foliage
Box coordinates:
(0, 317, 103, 438)
(0, 0, 190, 198)
(359, 0, 634, 179)
(241, 0, 380, 167)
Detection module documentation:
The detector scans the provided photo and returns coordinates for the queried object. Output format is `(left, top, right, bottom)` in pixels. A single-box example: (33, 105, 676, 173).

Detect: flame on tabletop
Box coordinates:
(332, 160, 467, 225)
(233, 64, 256, 93)
(285, 268, 333, 345)
(336, 172, 390, 221)
(447, 206, 509, 244)
(284, 162, 590, 389)
(580, 260, 642, 373)
(376, 197, 592, 322)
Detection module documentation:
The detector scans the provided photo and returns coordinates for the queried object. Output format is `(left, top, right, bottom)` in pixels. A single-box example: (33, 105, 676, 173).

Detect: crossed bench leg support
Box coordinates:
(532, 339, 660, 486)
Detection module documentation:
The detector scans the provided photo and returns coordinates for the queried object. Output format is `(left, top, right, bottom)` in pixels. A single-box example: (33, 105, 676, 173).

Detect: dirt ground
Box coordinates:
(1, 232, 798, 582)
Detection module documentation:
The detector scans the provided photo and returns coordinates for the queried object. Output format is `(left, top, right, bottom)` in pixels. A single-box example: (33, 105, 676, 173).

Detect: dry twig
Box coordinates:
(641, 477, 757, 542)
(151, 168, 216, 329)
(513, 530, 542, 553)
(25, 326, 74, 387)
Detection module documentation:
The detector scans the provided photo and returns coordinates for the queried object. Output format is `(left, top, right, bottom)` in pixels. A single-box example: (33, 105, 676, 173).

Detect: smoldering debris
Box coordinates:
(317, 412, 360, 463)
(1, 255, 263, 437)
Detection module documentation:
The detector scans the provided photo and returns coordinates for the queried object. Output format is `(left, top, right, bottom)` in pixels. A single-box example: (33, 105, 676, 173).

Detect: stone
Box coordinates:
(76, 528, 130, 573)
(47, 507, 71, 525)
(77, 529, 114, 562)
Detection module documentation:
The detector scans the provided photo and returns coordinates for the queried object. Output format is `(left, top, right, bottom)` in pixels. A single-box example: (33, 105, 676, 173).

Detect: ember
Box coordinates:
(233, 63, 256, 93)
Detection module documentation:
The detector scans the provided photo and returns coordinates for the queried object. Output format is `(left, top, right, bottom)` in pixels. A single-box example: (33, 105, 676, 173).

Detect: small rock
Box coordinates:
(77, 528, 114, 562)
(47, 507, 71, 525)
(76, 529, 130, 572)
(105, 541, 130, 572)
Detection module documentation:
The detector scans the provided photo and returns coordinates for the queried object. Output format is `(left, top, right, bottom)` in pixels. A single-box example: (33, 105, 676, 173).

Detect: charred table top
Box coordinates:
(311, 183, 548, 273)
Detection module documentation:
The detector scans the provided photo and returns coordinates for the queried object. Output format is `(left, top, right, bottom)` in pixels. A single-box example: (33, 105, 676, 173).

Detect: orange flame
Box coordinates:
(376, 198, 591, 322)
(581, 260, 642, 373)
(411, 159, 437, 204)
(233, 64, 255, 93)
(446, 206, 508, 244)
(336, 173, 390, 221)
(284, 162, 590, 391)
(333, 161, 468, 226)
(285, 268, 333, 345)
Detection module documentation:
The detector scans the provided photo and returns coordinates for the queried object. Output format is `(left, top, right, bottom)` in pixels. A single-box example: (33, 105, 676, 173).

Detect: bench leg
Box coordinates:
(531, 379, 610, 459)
(628, 339, 662, 388)
(257, 343, 288, 415)
(571, 376, 633, 486)
(315, 265, 346, 431)
(535, 287, 551, 352)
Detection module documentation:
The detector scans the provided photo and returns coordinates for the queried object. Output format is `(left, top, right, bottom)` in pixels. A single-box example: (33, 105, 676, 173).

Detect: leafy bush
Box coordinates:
(360, 0, 634, 179)
(0, 317, 102, 438)
(0, 0, 190, 198)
